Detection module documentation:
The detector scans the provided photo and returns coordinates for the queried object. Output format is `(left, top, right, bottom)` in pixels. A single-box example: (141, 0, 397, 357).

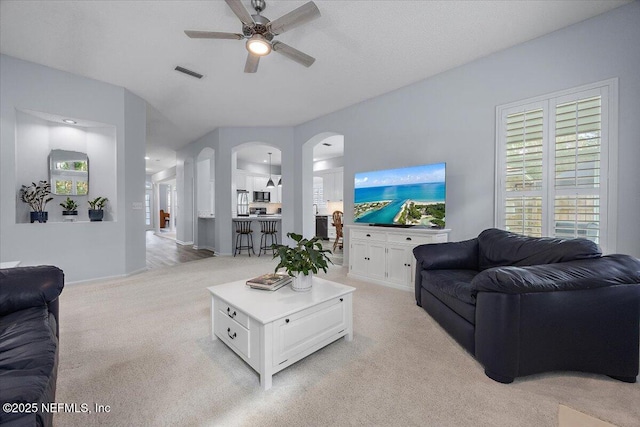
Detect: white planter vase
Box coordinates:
(291, 272, 313, 292)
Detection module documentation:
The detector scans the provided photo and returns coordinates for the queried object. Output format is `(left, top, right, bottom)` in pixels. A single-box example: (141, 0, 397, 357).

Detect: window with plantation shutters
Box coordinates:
(503, 107, 544, 237)
(496, 80, 617, 253)
(553, 96, 603, 243)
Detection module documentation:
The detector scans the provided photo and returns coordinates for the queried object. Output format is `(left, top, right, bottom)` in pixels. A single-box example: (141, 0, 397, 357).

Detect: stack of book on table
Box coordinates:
(246, 273, 292, 291)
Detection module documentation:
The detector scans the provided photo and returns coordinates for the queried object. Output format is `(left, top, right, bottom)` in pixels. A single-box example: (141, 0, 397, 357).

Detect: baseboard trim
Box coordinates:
(176, 239, 194, 246)
(347, 272, 412, 292)
(65, 267, 149, 286)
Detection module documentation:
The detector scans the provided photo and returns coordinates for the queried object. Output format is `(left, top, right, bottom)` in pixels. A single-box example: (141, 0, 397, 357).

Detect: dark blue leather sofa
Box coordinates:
(0, 266, 64, 427)
(413, 228, 640, 383)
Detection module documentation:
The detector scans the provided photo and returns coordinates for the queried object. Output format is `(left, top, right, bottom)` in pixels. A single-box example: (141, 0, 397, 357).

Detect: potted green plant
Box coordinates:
(272, 232, 333, 292)
(88, 196, 109, 222)
(19, 181, 53, 223)
(59, 197, 79, 221)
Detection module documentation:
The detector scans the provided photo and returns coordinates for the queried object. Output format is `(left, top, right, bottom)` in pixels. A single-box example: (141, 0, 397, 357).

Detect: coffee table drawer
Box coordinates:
(219, 302, 249, 329)
(272, 297, 347, 365)
(216, 312, 250, 359)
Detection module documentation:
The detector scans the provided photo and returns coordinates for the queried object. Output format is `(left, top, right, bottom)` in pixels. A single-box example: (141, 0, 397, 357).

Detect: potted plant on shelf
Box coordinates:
(19, 181, 53, 223)
(88, 196, 108, 222)
(272, 232, 333, 292)
(59, 197, 79, 221)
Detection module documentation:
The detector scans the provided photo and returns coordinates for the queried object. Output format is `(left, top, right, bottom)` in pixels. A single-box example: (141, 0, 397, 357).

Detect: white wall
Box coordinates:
(0, 54, 147, 282)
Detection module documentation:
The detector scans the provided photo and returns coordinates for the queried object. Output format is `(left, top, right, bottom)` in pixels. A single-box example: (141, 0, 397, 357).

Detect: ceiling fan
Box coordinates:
(185, 0, 321, 73)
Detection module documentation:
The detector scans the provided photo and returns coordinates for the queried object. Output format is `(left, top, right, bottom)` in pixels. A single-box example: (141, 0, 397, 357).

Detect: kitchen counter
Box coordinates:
(233, 215, 282, 220)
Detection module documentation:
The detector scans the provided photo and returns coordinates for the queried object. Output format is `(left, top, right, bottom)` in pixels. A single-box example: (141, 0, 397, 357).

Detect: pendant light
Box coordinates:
(266, 152, 275, 188)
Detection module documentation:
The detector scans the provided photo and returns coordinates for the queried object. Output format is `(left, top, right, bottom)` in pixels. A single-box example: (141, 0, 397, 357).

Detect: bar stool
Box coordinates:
(233, 219, 255, 256)
(258, 219, 279, 256)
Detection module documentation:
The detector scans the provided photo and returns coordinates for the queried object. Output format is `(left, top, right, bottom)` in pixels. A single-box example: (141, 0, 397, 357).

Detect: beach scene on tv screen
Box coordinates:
(354, 163, 446, 228)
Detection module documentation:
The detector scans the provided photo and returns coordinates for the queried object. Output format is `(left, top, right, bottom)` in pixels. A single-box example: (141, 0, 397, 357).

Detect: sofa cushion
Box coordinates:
(0, 307, 58, 420)
(420, 269, 477, 305)
(470, 254, 640, 297)
(413, 238, 479, 271)
(477, 228, 601, 271)
(0, 266, 64, 316)
(420, 279, 476, 326)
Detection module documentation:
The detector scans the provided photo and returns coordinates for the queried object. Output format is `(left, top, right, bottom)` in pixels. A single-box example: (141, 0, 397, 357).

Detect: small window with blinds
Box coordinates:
(496, 80, 616, 252)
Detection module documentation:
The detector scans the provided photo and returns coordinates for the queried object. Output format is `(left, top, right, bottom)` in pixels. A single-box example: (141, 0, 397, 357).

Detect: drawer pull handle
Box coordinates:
(340, 298, 343, 302)
(406, 237, 412, 241)
(227, 328, 236, 339)
(227, 307, 237, 318)
(285, 319, 290, 323)
(366, 233, 371, 237)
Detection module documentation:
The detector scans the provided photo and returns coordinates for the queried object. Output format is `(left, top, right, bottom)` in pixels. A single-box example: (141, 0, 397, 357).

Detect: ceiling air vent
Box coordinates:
(175, 66, 203, 79)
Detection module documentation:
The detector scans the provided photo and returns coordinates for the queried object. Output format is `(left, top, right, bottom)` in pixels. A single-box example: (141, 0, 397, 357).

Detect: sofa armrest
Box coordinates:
(0, 266, 64, 316)
(470, 254, 640, 297)
(413, 238, 479, 271)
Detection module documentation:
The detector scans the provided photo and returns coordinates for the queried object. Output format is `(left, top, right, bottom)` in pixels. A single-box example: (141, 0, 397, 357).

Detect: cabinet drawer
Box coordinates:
(218, 302, 249, 329)
(387, 233, 445, 245)
(351, 229, 386, 242)
(273, 297, 347, 365)
(216, 312, 250, 359)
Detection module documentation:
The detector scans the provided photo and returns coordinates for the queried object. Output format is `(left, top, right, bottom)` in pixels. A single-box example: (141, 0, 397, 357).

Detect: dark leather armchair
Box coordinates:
(413, 228, 640, 383)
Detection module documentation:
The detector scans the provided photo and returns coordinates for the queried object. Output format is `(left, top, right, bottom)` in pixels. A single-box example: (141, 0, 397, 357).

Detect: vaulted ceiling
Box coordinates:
(0, 0, 629, 173)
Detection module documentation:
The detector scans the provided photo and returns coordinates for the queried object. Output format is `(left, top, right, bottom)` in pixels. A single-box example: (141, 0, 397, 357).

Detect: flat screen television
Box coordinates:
(354, 162, 446, 228)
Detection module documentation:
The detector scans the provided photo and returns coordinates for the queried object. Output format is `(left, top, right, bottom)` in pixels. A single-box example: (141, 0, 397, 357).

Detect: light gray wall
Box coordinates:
(123, 89, 147, 274)
(0, 54, 146, 282)
(293, 1, 640, 258)
(237, 159, 282, 175)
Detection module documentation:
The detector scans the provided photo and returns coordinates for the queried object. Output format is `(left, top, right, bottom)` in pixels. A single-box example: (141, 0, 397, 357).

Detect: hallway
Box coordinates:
(146, 230, 214, 269)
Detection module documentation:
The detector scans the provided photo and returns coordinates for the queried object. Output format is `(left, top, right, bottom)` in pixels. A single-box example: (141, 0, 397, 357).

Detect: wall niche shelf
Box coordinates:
(15, 109, 117, 224)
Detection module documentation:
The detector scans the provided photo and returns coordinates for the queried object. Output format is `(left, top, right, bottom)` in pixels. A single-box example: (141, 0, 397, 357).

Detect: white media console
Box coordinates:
(346, 225, 450, 291)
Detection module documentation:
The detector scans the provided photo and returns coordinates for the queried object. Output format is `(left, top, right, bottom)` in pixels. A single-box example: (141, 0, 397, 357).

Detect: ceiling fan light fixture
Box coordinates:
(246, 34, 271, 56)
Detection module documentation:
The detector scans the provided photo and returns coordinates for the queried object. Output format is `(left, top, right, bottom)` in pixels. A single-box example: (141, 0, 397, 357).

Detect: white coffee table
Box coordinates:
(207, 276, 355, 390)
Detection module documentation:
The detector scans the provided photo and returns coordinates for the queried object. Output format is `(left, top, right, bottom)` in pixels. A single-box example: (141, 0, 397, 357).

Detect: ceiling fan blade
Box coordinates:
(244, 53, 260, 73)
(267, 1, 320, 35)
(225, 0, 255, 26)
(184, 30, 244, 40)
(272, 41, 315, 67)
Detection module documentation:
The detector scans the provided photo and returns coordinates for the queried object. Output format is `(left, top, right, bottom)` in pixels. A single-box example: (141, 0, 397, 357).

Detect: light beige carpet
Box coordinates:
(56, 256, 640, 426)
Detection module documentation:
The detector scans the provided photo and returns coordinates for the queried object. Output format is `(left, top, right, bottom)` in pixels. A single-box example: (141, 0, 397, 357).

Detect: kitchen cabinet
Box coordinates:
(253, 176, 269, 192)
(317, 169, 343, 202)
(236, 172, 282, 204)
(235, 171, 247, 191)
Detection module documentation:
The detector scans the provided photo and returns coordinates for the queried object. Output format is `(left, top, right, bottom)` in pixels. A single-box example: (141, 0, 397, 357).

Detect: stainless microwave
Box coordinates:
(253, 191, 270, 202)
